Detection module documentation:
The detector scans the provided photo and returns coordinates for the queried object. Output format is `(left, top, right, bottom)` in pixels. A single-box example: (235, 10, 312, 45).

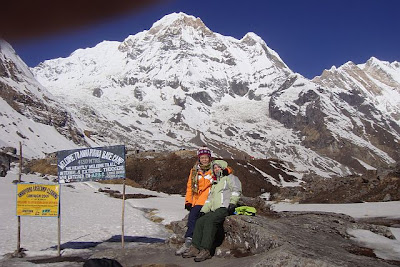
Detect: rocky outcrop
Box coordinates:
(168, 198, 399, 266)
(0, 147, 18, 177)
(222, 212, 396, 264)
(274, 164, 400, 203)
(0, 81, 87, 145)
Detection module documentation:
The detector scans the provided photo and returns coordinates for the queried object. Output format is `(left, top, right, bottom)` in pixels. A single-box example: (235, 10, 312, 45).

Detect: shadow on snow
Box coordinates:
(48, 235, 165, 250)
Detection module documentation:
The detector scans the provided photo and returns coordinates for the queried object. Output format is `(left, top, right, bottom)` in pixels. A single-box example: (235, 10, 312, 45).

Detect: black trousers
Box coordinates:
(185, 205, 202, 238)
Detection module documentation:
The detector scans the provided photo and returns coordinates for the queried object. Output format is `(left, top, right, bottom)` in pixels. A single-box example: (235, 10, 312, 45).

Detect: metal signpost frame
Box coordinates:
(57, 145, 127, 249)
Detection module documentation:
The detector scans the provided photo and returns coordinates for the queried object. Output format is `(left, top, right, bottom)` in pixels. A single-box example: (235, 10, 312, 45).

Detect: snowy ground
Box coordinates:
(0, 166, 186, 259)
(1, 165, 400, 262)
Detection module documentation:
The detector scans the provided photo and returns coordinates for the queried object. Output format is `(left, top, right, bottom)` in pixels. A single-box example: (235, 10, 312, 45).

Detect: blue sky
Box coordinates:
(11, 0, 400, 79)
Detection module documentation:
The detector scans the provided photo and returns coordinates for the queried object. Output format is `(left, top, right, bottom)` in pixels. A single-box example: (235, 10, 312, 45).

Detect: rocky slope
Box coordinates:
(310, 58, 400, 172)
(0, 40, 89, 157)
(275, 163, 400, 203)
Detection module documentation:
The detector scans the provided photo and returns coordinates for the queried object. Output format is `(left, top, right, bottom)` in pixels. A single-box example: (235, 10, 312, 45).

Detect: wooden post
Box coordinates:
(121, 178, 126, 248)
(58, 189, 61, 257)
(56, 151, 61, 257)
(16, 142, 22, 254)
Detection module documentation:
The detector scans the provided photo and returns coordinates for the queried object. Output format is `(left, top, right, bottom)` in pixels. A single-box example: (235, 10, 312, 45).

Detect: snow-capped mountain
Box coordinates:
(0, 39, 90, 158)
(3, 12, 400, 181)
(310, 58, 400, 170)
(313, 57, 400, 125)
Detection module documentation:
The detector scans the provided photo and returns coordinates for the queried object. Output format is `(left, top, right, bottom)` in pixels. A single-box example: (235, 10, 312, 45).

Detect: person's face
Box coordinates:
(213, 164, 222, 173)
(199, 155, 210, 165)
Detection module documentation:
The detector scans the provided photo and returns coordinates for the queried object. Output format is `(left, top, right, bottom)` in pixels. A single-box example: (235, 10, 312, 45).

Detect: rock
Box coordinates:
(236, 196, 277, 216)
(167, 205, 399, 266)
(383, 193, 392, 202)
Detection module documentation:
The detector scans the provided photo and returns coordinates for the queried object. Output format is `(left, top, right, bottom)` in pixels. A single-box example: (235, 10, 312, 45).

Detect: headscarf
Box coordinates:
(211, 160, 233, 183)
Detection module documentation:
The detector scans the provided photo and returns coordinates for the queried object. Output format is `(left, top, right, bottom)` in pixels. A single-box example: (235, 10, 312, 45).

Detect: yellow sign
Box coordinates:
(16, 184, 60, 217)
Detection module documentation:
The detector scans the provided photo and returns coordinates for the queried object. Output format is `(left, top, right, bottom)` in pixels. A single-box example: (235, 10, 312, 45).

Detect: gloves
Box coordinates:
(227, 204, 236, 215)
(222, 168, 230, 176)
(185, 203, 192, 211)
(198, 212, 205, 218)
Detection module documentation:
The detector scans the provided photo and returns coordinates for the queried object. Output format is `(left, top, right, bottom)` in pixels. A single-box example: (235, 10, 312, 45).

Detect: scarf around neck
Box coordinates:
(191, 162, 211, 194)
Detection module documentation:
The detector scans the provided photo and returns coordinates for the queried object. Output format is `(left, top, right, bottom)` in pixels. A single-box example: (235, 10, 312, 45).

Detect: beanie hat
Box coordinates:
(197, 147, 212, 158)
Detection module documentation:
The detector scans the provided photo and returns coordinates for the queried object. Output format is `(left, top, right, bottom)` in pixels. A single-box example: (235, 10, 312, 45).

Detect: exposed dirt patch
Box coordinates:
(355, 218, 400, 228)
(25, 158, 57, 176)
(346, 245, 377, 258)
(98, 188, 157, 199)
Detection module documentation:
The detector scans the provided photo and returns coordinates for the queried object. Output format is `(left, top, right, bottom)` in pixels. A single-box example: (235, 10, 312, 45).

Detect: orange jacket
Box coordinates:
(185, 167, 213, 207)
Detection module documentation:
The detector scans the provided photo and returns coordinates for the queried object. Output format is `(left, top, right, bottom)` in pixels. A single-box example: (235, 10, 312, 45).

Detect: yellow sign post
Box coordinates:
(16, 184, 60, 217)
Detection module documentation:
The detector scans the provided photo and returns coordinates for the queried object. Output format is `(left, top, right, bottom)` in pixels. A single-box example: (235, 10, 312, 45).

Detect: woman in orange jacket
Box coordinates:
(175, 146, 213, 255)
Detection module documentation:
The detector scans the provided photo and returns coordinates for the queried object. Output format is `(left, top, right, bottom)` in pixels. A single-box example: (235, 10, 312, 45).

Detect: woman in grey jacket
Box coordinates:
(182, 159, 242, 262)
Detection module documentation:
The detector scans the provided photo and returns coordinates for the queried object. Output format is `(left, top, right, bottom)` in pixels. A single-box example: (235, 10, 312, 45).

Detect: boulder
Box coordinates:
(168, 199, 399, 266)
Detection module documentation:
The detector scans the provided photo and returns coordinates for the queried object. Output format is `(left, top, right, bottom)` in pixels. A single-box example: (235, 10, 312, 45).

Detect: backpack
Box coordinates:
(234, 206, 257, 216)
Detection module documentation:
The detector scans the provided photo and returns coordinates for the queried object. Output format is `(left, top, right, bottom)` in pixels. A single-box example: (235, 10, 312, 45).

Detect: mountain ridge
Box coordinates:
(1, 12, 399, 185)
(0, 40, 90, 157)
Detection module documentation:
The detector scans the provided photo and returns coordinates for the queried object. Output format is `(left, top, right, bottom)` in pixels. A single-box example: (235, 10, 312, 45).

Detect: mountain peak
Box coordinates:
(152, 12, 197, 27)
(241, 32, 264, 44)
(366, 56, 380, 64)
(363, 56, 398, 72)
(148, 12, 212, 36)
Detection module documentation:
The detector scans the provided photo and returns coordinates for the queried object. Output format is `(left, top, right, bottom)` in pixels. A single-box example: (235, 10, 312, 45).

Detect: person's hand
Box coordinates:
(228, 204, 236, 215)
(198, 212, 205, 218)
(185, 203, 192, 211)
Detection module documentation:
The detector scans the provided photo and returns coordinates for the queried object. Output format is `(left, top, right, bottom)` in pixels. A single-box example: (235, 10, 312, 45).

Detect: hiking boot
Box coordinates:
(194, 249, 212, 262)
(175, 237, 192, 256)
(181, 245, 199, 258)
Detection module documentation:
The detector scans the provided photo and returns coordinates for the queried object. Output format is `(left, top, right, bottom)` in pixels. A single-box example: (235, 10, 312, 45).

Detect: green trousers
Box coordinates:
(192, 207, 228, 250)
